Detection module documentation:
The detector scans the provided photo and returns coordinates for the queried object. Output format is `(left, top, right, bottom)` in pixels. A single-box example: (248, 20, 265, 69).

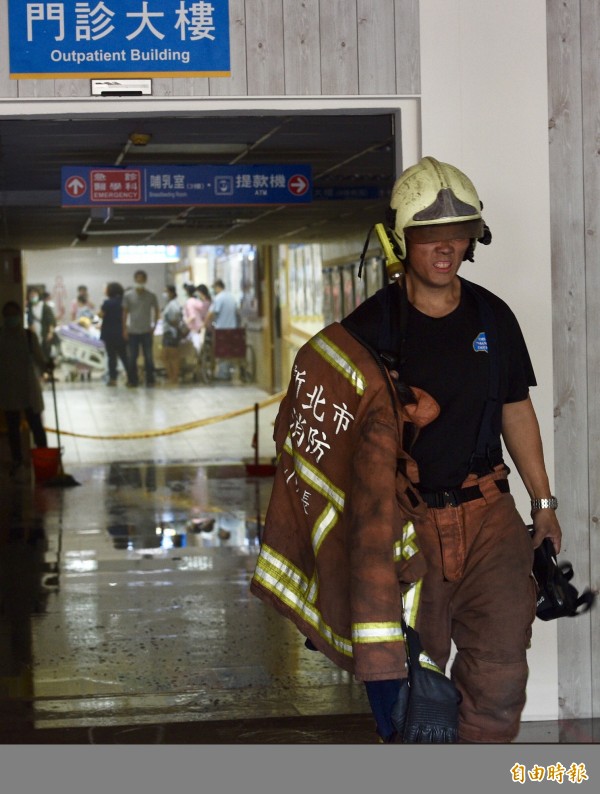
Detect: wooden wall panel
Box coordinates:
(357, 0, 397, 94)
(172, 78, 210, 97)
(245, 0, 285, 95)
(580, 0, 600, 717)
(394, 0, 420, 94)
(546, 0, 594, 718)
(209, 0, 248, 96)
(151, 79, 175, 97)
(54, 80, 93, 97)
(319, 0, 359, 95)
(17, 80, 56, 97)
(283, 0, 322, 95)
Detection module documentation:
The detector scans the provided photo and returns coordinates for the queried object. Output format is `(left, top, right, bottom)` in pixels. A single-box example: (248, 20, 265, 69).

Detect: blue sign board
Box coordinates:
(61, 165, 312, 207)
(9, 1, 230, 78)
(313, 186, 388, 201)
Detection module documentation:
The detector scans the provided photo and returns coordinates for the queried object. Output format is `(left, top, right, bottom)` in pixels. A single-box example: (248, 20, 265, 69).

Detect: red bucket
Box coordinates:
(30, 447, 61, 483)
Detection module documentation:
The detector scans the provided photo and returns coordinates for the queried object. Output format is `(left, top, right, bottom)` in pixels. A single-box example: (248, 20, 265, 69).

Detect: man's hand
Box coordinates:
(531, 509, 562, 554)
(391, 625, 461, 743)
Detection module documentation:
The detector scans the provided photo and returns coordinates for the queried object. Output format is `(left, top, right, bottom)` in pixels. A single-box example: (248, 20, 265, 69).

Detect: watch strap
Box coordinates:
(531, 496, 558, 511)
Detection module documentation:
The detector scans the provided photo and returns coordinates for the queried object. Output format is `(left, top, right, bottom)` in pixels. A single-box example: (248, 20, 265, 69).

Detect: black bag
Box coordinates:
(391, 623, 461, 743)
(529, 529, 596, 621)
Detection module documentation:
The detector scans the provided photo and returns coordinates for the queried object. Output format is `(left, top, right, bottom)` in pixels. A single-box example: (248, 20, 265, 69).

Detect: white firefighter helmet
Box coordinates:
(388, 156, 488, 264)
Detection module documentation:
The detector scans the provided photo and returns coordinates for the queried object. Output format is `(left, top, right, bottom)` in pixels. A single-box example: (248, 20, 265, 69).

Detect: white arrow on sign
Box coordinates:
(287, 174, 309, 196)
(65, 176, 87, 197)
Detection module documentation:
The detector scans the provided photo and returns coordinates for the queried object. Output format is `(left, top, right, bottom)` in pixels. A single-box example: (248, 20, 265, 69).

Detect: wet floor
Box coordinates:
(0, 380, 598, 744)
(0, 459, 371, 741)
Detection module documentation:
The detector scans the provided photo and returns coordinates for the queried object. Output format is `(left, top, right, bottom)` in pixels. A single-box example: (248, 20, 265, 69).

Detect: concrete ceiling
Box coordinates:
(0, 112, 396, 251)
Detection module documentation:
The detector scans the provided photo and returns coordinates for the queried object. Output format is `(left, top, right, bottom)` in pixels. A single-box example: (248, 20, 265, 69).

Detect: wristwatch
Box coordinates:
(530, 496, 558, 511)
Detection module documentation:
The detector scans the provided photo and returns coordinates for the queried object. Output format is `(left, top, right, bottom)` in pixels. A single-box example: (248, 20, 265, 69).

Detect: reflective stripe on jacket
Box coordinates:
(250, 322, 439, 681)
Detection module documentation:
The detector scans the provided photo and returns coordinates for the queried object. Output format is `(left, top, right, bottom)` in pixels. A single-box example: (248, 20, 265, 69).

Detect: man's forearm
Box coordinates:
(501, 397, 552, 499)
(502, 396, 562, 551)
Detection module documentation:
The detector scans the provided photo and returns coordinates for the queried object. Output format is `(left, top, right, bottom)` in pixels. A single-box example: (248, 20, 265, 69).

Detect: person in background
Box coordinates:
(26, 286, 56, 361)
(41, 290, 56, 314)
(182, 283, 209, 353)
(196, 284, 212, 352)
(122, 270, 160, 388)
(206, 279, 238, 380)
(99, 282, 129, 387)
(41, 291, 61, 361)
(161, 285, 184, 386)
(196, 284, 212, 306)
(0, 301, 50, 480)
(71, 285, 95, 322)
(207, 279, 237, 330)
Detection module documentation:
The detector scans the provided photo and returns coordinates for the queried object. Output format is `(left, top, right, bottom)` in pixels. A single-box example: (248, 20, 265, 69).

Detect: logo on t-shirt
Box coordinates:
(472, 331, 488, 353)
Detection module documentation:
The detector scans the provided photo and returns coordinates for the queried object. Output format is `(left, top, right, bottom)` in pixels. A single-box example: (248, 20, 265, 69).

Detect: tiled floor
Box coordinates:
(44, 373, 281, 467)
(0, 377, 598, 744)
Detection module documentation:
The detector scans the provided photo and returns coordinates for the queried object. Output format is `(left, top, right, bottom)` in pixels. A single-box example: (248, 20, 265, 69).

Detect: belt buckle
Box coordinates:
(442, 489, 459, 507)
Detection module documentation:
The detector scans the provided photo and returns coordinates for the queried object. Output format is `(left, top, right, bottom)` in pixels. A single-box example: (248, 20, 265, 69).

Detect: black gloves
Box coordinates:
(391, 624, 461, 743)
(529, 529, 596, 620)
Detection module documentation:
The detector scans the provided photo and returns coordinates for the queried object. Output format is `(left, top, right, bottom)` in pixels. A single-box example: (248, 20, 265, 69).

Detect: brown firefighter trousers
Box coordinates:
(412, 466, 537, 743)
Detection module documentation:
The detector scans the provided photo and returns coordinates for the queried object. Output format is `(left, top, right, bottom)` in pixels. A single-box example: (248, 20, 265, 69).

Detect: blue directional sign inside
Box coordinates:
(61, 165, 312, 207)
(9, 0, 230, 78)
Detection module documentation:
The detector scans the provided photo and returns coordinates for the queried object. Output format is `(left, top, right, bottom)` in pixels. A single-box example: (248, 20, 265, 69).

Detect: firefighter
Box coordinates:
(342, 156, 562, 742)
(251, 156, 561, 744)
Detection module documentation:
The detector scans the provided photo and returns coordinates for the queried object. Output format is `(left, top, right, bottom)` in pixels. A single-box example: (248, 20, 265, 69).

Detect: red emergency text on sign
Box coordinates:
(90, 169, 142, 202)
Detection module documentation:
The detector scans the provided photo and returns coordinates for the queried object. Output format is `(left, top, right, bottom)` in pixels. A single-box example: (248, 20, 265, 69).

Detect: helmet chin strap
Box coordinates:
(357, 224, 375, 280)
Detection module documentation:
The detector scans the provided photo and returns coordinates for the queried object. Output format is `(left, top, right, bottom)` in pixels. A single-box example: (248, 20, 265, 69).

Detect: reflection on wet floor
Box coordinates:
(2, 460, 599, 744)
(103, 462, 265, 551)
(0, 460, 371, 741)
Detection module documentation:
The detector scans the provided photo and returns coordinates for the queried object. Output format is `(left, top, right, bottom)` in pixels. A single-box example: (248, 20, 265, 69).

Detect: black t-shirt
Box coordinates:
(400, 279, 536, 489)
(100, 296, 124, 343)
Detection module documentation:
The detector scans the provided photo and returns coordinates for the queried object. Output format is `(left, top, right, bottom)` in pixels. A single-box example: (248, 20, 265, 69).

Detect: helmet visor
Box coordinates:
(404, 219, 483, 245)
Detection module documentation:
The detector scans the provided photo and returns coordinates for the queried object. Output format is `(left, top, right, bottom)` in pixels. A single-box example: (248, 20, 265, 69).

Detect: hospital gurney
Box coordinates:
(56, 322, 106, 381)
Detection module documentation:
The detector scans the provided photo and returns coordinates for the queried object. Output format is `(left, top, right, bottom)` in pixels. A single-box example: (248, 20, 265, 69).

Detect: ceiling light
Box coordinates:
(129, 132, 152, 146)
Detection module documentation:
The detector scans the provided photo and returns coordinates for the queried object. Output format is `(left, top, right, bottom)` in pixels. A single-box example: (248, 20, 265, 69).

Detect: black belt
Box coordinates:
(418, 478, 509, 509)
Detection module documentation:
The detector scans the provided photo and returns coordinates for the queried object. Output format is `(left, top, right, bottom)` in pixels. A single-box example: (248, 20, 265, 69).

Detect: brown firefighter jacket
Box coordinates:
(250, 322, 439, 681)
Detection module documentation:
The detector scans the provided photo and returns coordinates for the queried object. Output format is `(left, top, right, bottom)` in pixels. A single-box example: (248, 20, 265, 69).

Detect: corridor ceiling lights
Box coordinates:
(113, 244, 181, 264)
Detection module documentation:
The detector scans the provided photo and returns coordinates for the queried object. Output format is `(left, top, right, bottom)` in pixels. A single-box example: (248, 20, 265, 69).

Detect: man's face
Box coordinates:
(405, 237, 470, 289)
(134, 276, 147, 290)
